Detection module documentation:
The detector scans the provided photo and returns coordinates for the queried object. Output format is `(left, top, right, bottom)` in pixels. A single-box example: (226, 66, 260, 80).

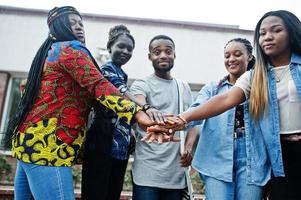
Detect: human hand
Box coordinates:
(180, 149, 193, 167)
(141, 126, 180, 144)
(146, 115, 187, 135)
(139, 114, 187, 144)
(145, 108, 166, 125)
(134, 110, 156, 131)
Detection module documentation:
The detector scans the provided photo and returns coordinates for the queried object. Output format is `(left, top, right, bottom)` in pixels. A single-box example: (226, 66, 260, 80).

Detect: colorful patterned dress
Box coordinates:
(12, 41, 140, 167)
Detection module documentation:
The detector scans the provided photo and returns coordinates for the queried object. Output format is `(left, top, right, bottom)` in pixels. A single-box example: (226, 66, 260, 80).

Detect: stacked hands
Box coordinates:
(135, 109, 191, 167)
(142, 114, 187, 143)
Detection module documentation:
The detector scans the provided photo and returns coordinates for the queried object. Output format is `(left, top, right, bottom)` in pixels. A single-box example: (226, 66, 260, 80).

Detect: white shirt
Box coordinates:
(235, 68, 301, 134)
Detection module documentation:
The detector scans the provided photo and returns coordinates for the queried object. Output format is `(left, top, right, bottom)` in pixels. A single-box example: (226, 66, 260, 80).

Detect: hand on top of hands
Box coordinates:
(140, 115, 187, 144)
(135, 111, 188, 144)
(145, 108, 166, 125)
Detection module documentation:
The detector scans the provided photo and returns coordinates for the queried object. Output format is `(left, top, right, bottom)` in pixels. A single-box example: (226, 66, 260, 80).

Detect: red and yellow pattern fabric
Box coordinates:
(12, 41, 140, 167)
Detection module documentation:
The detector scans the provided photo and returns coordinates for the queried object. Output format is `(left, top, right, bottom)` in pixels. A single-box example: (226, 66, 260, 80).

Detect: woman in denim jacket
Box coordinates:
(147, 10, 301, 200)
(189, 38, 263, 200)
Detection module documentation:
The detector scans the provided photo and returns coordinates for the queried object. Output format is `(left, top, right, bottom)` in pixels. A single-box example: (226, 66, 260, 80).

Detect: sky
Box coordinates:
(0, 0, 300, 30)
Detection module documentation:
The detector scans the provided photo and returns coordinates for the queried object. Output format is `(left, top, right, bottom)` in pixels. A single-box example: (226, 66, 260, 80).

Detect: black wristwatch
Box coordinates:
(142, 103, 152, 112)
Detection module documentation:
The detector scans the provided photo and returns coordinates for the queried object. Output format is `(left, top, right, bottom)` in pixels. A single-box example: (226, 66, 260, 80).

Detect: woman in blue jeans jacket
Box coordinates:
(147, 10, 301, 200)
(189, 38, 262, 200)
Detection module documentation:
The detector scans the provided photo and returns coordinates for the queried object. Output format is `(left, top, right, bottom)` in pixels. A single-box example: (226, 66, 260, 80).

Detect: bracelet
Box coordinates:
(177, 115, 188, 125)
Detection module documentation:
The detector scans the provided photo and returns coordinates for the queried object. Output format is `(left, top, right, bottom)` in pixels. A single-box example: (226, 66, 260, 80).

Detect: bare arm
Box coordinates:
(184, 127, 198, 154)
(180, 127, 198, 167)
(144, 87, 246, 142)
(182, 87, 246, 123)
(131, 93, 165, 124)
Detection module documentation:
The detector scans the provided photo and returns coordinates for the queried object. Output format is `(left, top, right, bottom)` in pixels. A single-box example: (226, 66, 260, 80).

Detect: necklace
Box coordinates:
(274, 66, 289, 83)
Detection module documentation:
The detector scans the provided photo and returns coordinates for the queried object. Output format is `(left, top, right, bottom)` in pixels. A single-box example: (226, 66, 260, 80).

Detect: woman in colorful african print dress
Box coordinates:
(6, 6, 153, 200)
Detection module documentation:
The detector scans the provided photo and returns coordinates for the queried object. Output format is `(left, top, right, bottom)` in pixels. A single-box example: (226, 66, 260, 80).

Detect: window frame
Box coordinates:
(0, 71, 27, 150)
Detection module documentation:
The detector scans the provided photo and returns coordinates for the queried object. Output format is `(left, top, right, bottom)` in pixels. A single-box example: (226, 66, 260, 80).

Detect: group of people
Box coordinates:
(148, 9, 301, 200)
(5, 5, 301, 200)
(81, 25, 197, 200)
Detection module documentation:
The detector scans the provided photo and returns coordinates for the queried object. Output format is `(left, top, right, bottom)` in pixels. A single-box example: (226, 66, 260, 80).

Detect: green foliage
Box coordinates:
(190, 170, 205, 194)
(0, 154, 12, 173)
(72, 165, 82, 188)
(122, 160, 133, 191)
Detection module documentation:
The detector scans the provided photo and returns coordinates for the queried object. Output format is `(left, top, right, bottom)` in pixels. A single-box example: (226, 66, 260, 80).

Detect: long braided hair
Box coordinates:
(5, 6, 95, 143)
(215, 38, 255, 93)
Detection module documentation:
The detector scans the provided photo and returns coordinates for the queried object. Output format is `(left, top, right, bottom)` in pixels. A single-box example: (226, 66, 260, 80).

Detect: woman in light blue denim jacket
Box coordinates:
(189, 38, 263, 200)
(146, 10, 301, 200)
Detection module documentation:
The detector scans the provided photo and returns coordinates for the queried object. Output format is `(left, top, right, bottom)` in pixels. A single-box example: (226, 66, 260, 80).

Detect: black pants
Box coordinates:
(132, 183, 183, 200)
(269, 139, 301, 200)
(81, 150, 128, 200)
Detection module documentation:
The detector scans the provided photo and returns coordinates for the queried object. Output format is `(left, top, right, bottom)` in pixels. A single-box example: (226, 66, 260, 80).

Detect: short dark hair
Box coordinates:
(148, 35, 175, 51)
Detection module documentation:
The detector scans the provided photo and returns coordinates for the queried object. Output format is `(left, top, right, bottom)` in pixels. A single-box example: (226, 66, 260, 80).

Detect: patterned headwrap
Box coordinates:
(47, 6, 81, 27)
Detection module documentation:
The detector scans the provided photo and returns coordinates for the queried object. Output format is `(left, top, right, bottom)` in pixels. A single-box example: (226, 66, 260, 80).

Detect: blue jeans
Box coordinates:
(14, 160, 75, 200)
(201, 136, 263, 200)
(132, 183, 183, 200)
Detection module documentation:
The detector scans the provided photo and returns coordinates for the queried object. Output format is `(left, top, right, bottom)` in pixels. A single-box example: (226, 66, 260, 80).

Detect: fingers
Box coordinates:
(163, 114, 176, 117)
(165, 116, 178, 125)
(180, 150, 193, 167)
(141, 122, 184, 144)
(153, 112, 164, 125)
(141, 132, 180, 144)
(141, 133, 151, 142)
(141, 132, 163, 143)
(147, 123, 183, 135)
(146, 110, 155, 122)
(148, 134, 157, 143)
(157, 112, 166, 124)
(157, 133, 163, 144)
(163, 116, 186, 131)
(147, 109, 166, 125)
(147, 125, 171, 134)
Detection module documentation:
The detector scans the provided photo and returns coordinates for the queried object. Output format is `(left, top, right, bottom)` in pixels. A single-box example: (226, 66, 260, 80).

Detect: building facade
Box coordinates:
(0, 6, 254, 148)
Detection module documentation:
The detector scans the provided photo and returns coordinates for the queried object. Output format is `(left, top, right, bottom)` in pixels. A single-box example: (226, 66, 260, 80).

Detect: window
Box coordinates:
(0, 76, 24, 149)
(96, 47, 110, 65)
(0, 72, 10, 124)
